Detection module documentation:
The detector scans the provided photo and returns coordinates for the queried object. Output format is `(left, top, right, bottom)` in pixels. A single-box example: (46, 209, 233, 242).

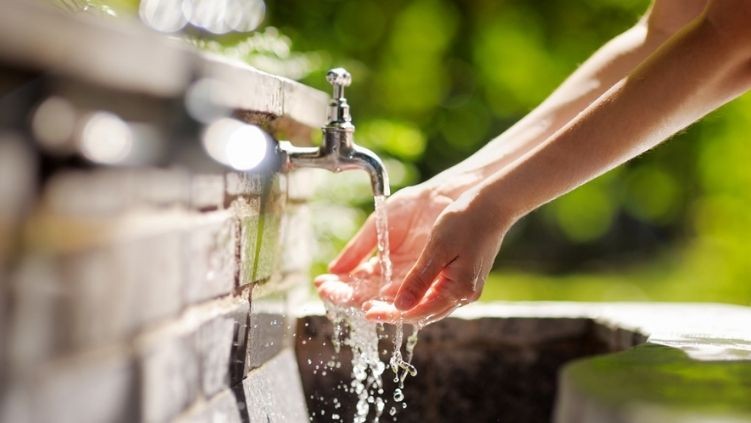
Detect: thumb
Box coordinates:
(329, 215, 377, 274)
(394, 236, 452, 310)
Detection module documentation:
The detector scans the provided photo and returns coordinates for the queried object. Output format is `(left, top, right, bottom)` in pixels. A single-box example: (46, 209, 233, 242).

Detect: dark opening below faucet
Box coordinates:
(279, 68, 390, 197)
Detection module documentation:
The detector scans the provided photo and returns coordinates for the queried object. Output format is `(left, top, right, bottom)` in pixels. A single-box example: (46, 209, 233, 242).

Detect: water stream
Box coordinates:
(323, 195, 420, 422)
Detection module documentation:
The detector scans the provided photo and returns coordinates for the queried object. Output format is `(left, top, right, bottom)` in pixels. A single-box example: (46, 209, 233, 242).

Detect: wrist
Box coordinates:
(471, 177, 524, 233)
(421, 169, 484, 200)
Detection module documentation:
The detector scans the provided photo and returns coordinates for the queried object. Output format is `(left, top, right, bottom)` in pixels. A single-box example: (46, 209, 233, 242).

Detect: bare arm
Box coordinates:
(327, 0, 710, 278)
(432, 0, 709, 195)
(479, 1, 751, 223)
(389, 0, 751, 318)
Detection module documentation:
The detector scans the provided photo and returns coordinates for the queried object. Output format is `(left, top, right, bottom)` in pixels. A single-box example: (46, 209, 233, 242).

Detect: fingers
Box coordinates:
(315, 276, 355, 305)
(394, 237, 453, 310)
(363, 288, 458, 325)
(329, 215, 377, 274)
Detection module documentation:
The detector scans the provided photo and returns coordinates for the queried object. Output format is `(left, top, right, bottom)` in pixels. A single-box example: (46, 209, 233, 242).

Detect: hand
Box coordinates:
(315, 257, 386, 308)
(317, 183, 456, 307)
(363, 188, 512, 326)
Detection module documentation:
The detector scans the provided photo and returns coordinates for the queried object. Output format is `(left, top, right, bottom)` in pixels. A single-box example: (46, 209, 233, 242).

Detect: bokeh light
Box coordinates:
(202, 118, 271, 171)
(79, 112, 134, 165)
(31, 96, 78, 154)
(139, 0, 265, 34)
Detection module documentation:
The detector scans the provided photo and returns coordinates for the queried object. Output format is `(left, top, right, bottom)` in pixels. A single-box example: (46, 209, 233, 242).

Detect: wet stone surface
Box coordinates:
(295, 315, 623, 423)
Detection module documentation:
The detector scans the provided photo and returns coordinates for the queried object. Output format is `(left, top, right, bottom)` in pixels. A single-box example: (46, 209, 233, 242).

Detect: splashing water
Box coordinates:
(322, 195, 421, 422)
(327, 304, 386, 423)
(376, 196, 419, 399)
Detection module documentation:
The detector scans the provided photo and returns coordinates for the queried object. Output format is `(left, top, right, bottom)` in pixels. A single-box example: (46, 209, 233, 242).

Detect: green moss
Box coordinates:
(564, 343, 751, 416)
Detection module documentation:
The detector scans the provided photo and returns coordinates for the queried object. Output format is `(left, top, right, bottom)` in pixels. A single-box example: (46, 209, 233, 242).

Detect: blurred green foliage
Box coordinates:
(264, 0, 751, 305)
(86, 0, 751, 304)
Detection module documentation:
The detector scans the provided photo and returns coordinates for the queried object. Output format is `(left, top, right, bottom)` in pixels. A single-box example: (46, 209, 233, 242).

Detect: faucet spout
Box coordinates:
(278, 68, 391, 197)
(278, 141, 390, 197)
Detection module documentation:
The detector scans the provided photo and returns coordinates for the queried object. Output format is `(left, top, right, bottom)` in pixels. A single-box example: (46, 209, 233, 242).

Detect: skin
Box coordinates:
(319, 0, 751, 325)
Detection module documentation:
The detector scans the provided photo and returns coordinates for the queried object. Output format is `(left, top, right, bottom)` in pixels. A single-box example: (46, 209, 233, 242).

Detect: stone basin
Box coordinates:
(294, 302, 751, 423)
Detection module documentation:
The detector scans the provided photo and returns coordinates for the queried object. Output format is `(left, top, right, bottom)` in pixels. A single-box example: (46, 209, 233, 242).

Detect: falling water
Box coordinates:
(373, 195, 392, 288)
(323, 195, 420, 422)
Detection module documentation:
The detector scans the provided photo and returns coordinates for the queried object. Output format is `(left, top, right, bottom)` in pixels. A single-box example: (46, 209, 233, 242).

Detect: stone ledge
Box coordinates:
(296, 301, 751, 423)
(0, 0, 327, 133)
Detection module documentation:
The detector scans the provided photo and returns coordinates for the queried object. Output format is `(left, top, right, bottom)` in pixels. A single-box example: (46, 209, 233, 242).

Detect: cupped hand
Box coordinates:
(363, 189, 513, 326)
(317, 184, 455, 308)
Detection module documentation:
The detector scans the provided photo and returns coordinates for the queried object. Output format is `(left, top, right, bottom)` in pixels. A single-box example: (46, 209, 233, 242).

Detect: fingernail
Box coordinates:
(395, 293, 415, 310)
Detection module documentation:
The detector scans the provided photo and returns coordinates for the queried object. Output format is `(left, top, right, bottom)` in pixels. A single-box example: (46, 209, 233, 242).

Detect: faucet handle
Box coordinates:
(326, 68, 351, 91)
(326, 67, 352, 124)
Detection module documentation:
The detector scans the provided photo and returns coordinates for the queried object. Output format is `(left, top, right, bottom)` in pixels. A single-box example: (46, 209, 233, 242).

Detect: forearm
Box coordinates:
(479, 10, 751, 224)
(431, 2, 706, 197)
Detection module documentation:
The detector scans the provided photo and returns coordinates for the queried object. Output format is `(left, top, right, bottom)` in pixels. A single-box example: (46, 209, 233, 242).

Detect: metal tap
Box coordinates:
(279, 68, 390, 197)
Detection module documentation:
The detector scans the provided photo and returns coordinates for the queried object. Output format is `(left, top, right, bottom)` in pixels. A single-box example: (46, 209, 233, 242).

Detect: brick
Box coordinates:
(190, 174, 225, 211)
(7, 256, 62, 370)
(0, 383, 32, 423)
(59, 247, 130, 351)
(45, 170, 132, 216)
(245, 299, 288, 372)
(239, 212, 282, 285)
(286, 168, 317, 202)
(183, 214, 237, 304)
(138, 330, 200, 422)
(173, 389, 242, 423)
(194, 313, 235, 397)
(279, 204, 312, 275)
(226, 299, 251, 387)
(225, 172, 263, 200)
(242, 349, 308, 423)
(0, 137, 35, 272)
(116, 232, 183, 329)
(32, 351, 138, 423)
(129, 168, 190, 208)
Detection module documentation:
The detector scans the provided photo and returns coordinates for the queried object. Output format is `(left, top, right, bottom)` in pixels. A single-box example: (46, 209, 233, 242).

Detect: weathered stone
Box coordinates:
(45, 170, 132, 217)
(246, 299, 288, 372)
(195, 313, 235, 397)
(190, 174, 225, 211)
(32, 351, 137, 423)
(138, 330, 200, 422)
(116, 232, 183, 329)
(0, 136, 35, 273)
(7, 256, 62, 369)
(173, 389, 242, 423)
(129, 168, 191, 208)
(556, 343, 751, 423)
(183, 213, 237, 304)
(59, 247, 130, 351)
(225, 173, 263, 200)
(279, 204, 312, 275)
(286, 169, 317, 202)
(296, 314, 612, 423)
(239, 213, 282, 285)
(220, 299, 251, 387)
(243, 349, 308, 423)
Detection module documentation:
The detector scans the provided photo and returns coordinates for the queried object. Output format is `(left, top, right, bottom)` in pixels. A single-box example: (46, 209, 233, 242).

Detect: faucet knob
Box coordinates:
(326, 67, 352, 124)
(326, 68, 351, 90)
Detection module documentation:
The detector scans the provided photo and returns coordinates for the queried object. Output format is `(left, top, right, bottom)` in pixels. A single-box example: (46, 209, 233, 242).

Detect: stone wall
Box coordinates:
(0, 136, 315, 422)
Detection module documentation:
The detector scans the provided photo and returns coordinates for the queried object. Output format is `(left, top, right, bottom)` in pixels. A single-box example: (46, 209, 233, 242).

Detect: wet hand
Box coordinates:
(318, 184, 455, 307)
(363, 189, 512, 325)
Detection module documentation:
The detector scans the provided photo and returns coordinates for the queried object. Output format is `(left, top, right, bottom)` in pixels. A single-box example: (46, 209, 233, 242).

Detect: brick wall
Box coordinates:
(0, 139, 315, 422)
